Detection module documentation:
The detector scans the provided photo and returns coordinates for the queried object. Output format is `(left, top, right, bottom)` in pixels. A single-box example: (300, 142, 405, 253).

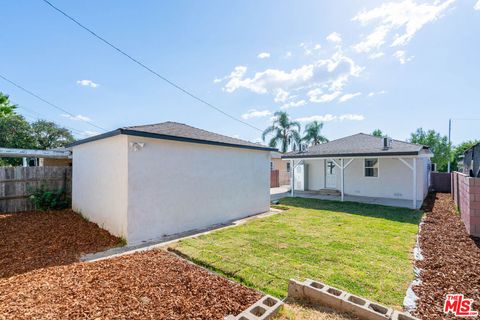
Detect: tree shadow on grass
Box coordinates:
(277, 196, 423, 225)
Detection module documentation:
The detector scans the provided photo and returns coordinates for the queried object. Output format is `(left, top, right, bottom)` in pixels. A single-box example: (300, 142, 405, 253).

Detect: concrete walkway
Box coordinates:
(271, 189, 423, 209)
(81, 209, 282, 262)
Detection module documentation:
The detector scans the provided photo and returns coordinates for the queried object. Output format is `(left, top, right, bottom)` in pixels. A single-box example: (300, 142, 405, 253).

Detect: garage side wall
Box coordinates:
(72, 135, 128, 238)
(126, 136, 270, 244)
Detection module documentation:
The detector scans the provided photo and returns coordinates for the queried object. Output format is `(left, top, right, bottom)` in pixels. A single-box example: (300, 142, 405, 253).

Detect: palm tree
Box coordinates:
(262, 111, 301, 153)
(302, 121, 328, 146)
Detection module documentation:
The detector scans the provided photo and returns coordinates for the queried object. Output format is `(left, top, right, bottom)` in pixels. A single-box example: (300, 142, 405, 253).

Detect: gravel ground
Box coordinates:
(0, 210, 122, 279)
(413, 193, 480, 319)
(0, 249, 261, 319)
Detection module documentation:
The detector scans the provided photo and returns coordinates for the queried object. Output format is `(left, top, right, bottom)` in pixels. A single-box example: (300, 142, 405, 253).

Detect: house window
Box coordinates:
(286, 162, 291, 173)
(270, 162, 273, 171)
(365, 158, 379, 177)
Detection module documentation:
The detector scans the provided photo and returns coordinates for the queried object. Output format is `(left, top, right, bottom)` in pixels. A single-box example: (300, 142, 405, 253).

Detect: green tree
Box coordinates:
(262, 111, 301, 153)
(30, 120, 75, 150)
(0, 114, 36, 166)
(372, 129, 384, 137)
(302, 121, 328, 146)
(451, 140, 480, 171)
(409, 128, 451, 172)
(0, 92, 17, 118)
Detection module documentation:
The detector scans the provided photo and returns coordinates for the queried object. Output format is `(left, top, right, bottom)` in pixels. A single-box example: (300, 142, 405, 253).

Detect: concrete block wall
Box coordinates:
(288, 279, 419, 320)
(224, 295, 283, 320)
(452, 172, 480, 237)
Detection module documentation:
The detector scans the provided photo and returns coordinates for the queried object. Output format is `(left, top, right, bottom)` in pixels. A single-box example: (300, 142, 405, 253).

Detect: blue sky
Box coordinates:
(1, 0, 479, 145)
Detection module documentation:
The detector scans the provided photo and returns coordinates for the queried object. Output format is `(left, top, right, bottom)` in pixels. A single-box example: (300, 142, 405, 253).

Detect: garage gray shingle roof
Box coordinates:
(68, 122, 275, 152)
(282, 133, 430, 159)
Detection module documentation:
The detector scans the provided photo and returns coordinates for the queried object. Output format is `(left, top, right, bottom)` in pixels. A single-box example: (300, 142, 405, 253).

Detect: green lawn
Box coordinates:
(171, 198, 422, 307)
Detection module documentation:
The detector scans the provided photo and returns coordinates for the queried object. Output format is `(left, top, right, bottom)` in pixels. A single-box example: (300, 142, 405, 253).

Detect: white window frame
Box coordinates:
(364, 158, 379, 178)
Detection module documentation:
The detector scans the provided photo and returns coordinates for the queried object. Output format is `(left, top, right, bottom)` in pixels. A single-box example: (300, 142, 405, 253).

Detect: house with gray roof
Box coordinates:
(282, 133, 433, 209)
(69, 122, 275, 244)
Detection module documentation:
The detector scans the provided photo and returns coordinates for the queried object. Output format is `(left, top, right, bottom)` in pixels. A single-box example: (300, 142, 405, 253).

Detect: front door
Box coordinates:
(326, 160, 337, 188)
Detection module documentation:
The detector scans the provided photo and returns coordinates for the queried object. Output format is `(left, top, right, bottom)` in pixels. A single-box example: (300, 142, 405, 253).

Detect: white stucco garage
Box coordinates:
(70, 122, 274, 244)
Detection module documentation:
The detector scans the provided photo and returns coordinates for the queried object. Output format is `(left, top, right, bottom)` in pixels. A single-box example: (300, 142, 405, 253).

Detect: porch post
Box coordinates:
(290, 159, 294, 197)
(413, 158, 417, 209)
(341, 158, 344, 202)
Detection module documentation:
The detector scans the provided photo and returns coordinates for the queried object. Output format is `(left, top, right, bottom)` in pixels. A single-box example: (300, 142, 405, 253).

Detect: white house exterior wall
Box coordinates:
(303, 157, 428, 201)
(126, 136, 270, 244)
(72, 135, 128, 238)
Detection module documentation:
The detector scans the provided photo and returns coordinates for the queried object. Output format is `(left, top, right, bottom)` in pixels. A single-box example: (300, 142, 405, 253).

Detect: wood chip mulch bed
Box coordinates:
(413, 193, 480, 319)
(0, 250, 262, 319)
(0, 210, 122, 279)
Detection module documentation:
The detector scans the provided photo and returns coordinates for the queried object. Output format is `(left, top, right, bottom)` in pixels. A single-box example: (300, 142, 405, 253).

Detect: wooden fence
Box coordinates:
(270, 170, 280, 188)
(430, 172, 451, 193)
(0, 166, 71, 213)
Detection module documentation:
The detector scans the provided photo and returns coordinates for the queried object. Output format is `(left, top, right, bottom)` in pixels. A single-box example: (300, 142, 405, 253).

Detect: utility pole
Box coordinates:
(447, 118, 451, 173)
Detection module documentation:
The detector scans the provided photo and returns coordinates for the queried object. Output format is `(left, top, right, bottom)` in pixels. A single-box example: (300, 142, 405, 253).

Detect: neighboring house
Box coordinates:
(271, 152, 290, 186)
(463, 143, 480, 177)
(69, 122, 275, 244)
(0, 147, 71, 167)
(282, 133, 433, 209)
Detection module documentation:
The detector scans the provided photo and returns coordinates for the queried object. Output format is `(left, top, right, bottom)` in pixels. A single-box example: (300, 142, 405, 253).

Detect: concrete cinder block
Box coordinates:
(225, 295, 283, 320)
(302, 279, 346, 309)
(390, 310, 420, 320)
(341, 294, 392, 320)
(287, 279, 305, 299)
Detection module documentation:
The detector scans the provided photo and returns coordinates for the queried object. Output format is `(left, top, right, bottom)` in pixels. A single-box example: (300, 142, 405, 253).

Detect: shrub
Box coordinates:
(29, 185, 70, 211)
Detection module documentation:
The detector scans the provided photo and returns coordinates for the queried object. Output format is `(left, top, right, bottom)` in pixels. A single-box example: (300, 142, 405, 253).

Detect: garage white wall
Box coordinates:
(72, 135, 128, 238)
(304, 157, 429, 200)
(126, 136, 271, 244)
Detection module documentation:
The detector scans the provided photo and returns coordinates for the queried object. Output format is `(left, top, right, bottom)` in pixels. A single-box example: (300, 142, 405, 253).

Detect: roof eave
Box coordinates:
(281, 151, 422, 159)
(67, 128, 277, 152)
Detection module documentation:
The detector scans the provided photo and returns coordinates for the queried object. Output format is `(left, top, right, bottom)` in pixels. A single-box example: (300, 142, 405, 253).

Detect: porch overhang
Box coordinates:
(287, 155, 428, 209)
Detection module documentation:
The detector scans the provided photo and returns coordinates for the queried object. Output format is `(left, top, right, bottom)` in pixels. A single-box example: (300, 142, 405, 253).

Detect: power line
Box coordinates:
(17, 106, 85, 135)
(40, 0, 263, 133)
(0, 73, 108, 132)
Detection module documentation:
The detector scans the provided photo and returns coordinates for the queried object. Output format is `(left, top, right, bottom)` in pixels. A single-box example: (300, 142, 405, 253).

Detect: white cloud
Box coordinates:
(76, 79, 99, 88)
(274, 89, 290, 103)
(213, 78, 223, 83)
(257, 52, 271, 59)
(369, 52, 385, 59)
(285, 51, 292, 58)
(339, 114, 366, 121)
(475, 0, 480, 10)
(326, 32, 342, 43)
(296, 113, 365, 122)
(352, 0, 455, 52)
(394, 50, 414, 64)
(339, 92, 362, 103)
(62, 114, 91, 122)
(81, 130, 99, 137)
(280, 100, 307, 110)
(352, 25, 390, 53)
(241, 109, 272, 120)
(308, 89, 342, 103)
(314, 44, 322, 50)
(223, 51, 362, 100)
(368, 90, 387, 97)
(297, 114, 337, 122)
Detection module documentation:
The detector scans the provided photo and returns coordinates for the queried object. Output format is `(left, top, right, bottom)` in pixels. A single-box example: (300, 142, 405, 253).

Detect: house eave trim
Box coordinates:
(67, 128, 276, 152)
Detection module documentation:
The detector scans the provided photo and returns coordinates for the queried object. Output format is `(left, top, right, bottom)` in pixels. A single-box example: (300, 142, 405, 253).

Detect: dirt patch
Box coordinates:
(413, 193, 480, 319)
(0, 210, 122, 278)
(275, 298, 357, 320)
(0, 250, 261, 319)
